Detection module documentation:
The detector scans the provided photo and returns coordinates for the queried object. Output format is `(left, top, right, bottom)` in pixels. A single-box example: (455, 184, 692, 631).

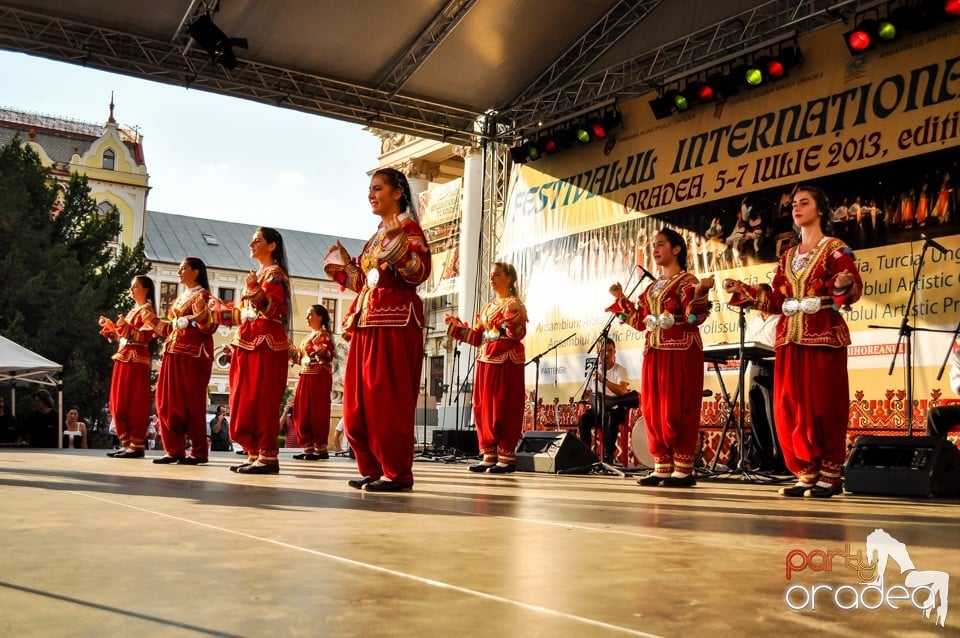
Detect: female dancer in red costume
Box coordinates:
(324, 168, 430, 492)
(99, 275, 160, 458)
(153, 258, 216, 465)
(445, 262, 527, 474)
(220, 227, 291, 474)
(609, 229, 713, 487)
(724, 185, 861, 498)
(291, 304, 335, 461)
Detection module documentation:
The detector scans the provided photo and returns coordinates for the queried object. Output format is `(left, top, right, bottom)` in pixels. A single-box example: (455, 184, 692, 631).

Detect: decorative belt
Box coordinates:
(644, 312, 680, 331)
(782, 296, 836, 317)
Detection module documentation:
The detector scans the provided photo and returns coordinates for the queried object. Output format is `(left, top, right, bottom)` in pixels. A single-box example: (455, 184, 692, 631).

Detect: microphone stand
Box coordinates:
(868, 239, 936, 436)
(526, 332, 577, 429)
(560, 270, 649, 477)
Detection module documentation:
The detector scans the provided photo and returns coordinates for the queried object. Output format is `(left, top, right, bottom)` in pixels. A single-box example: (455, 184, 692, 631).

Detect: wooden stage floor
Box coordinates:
(1, 448, 958, 636)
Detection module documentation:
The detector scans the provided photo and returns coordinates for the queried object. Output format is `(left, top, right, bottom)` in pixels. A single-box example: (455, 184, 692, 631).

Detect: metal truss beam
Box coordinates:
(498, 0, 871, 140)
(504, 0, 663, 113)
(0, 5, 484, 145)
(375, 0, 478, 99)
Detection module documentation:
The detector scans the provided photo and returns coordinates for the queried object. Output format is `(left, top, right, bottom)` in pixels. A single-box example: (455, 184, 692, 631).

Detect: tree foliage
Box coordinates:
(0, 138, 150, 432)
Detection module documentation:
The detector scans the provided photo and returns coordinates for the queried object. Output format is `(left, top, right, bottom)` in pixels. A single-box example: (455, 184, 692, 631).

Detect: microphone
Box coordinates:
(921, 234, 948, 255)
(636, 264, 657, 282)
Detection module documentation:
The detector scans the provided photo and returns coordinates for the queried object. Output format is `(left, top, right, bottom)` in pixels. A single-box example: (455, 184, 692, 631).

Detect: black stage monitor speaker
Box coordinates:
(845, 435, 960, 497)
(432, 429, 479, 456)
(515, 430, 597, 473)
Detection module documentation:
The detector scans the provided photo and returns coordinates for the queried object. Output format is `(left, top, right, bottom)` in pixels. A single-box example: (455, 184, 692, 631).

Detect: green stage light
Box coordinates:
(745, 66, 763, 86)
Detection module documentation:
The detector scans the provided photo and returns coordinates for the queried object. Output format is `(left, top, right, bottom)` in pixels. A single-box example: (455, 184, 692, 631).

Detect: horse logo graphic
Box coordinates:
(865, 529, 949, 627)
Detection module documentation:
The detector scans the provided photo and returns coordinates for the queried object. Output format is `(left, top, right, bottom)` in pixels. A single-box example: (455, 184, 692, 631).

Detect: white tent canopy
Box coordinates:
(0, 334, 62, 387)
(0, 335, 62, 442)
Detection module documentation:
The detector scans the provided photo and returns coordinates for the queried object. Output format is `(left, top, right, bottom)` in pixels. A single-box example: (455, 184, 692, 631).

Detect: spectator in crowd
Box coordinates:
(0, 394, 21, 444)
(62, 406, 88, 449)
(209, 405, 232, 452)
(24, 389, 59, 448)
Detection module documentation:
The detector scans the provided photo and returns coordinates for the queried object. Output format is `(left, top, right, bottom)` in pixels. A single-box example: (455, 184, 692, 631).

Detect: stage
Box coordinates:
(1, 449, 958, 636)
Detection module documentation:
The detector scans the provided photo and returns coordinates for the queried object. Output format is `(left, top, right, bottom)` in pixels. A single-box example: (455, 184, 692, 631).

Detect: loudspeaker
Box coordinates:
(845, 435, 960, 497)
(515, 430, 597, 473)
(432, 429, 479, 456)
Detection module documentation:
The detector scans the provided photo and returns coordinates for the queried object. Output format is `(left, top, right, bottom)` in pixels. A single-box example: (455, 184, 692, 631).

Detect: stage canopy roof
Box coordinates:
(0, 1, 875, 145)
(0, 334, 62, 388)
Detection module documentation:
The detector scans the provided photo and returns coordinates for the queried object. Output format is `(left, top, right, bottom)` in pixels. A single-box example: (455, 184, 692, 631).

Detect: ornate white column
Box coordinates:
(458, 148, 482, 321)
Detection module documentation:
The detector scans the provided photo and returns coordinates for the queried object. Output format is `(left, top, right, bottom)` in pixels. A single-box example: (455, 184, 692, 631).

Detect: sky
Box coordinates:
(0, 50, 382, 240)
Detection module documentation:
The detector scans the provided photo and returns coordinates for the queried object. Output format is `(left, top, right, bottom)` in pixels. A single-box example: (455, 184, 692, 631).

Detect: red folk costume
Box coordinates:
(292, 329, 335, 453)
(329, 213, 430, 488)
(227, 264, 290, 464)
(100, 304, 160, 451)
(448, 296, 527, 465)
(154, 287, 216, 459)
(613, 273, 710, 475)
(728, 236, 862, 486)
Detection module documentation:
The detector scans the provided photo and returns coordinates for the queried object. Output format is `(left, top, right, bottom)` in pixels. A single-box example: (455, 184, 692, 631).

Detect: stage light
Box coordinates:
(744, 64, 764, 87)
(575, 123, 591, 144)
(877, 19, 898, 40)
(697, 80, 716, 102)
(188, 14, 249, 70)
(765, 57, 785, 80)
(844, 19, 878, 54)
(542, 135, 559, 155)
(527, 141, 542, 161)
(509, 144, 528, 164)
(948, 0, 960, 17)
(671, 90, 690, 111)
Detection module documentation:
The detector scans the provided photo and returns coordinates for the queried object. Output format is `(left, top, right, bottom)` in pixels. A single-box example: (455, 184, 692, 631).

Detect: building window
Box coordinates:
(98, 201, 121, 256)
(322, 298, 337, 316)
(218, 288, 235, 305)
(102, 149, 115, 170)
(159, 282, 179, 317)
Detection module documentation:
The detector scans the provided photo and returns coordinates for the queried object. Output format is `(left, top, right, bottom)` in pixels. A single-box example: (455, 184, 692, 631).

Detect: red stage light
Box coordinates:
(698, 83, 715, 102)
(848, 29, 872, 51)
(766, 60, 785, 79)
(947, 0, 960, 16)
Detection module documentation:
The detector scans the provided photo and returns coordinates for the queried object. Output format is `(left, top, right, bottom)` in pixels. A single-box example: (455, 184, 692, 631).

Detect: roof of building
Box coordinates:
(0, 107, 144, 164)
(144, 210, 367, 280)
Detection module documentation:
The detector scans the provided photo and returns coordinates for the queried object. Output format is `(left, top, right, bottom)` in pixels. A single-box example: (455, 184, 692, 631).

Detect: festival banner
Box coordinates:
(502, 23, 960, 436)
(418, 178, 462, 298)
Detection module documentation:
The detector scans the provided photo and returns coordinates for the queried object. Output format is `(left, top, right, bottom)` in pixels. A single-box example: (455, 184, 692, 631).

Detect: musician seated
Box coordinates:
(577, 338, 636, 464)
(744, 289, 786, 473)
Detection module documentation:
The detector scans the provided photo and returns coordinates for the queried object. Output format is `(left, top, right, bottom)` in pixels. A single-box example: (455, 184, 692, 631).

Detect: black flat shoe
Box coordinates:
(660, 474, 696, 487)
(179, 456, 208, 465)
(468, 463, 495, 473)
(106, 449, 123, 457)
(236, 462, 279, 474)
(292, 453, 310, 460)
(362, 479, 412, 492)
(230, 461, 255, 472)
(347, 476, 376, 489)
(807, 483, 843, 498)
(114, 449, 145, 459)
(779, 482, 814, 497)
(152, 455, 184, 464)
(637, 473, 667, 486)
(312, 451, 330, 460)
(486, 464, 516, 474)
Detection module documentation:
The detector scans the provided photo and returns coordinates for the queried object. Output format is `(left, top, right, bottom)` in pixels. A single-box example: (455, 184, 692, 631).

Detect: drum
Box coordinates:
(630, 415, 655, 469)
